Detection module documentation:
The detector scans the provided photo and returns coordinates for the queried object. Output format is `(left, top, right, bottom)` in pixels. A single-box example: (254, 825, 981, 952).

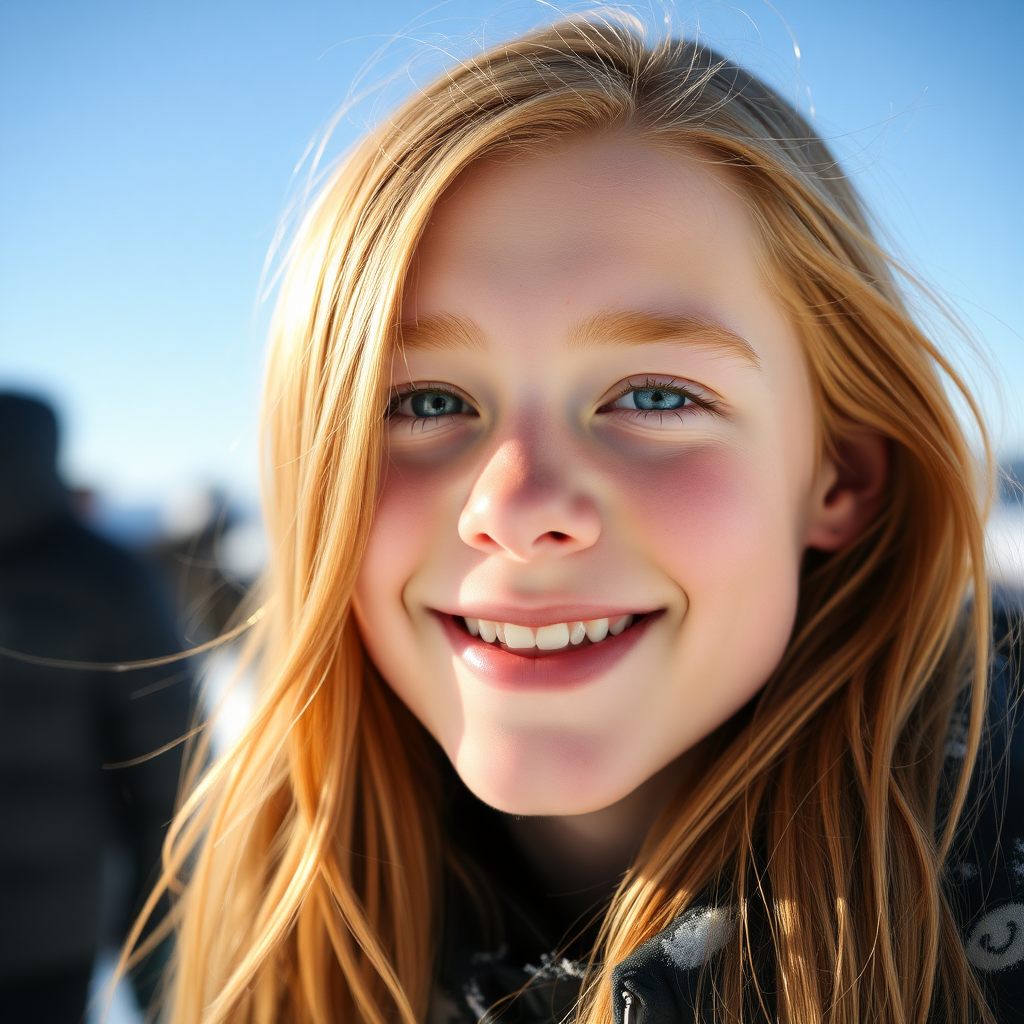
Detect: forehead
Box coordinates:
(408, 135, 759, 310)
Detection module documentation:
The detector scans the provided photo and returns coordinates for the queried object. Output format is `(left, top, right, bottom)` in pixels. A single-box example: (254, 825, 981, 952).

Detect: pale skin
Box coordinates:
(352, 135, 886, 904)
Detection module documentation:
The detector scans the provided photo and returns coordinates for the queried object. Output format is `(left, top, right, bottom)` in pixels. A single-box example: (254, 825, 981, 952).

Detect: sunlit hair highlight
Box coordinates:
(133, 12, 994, 1023)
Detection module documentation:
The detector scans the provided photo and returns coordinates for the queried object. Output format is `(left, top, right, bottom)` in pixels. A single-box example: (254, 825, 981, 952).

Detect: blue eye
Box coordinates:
(632, 388, 686, 410)
(391, 388, 475, 420)
(410, 392, 465, 417)
(613, 387, 690, 411)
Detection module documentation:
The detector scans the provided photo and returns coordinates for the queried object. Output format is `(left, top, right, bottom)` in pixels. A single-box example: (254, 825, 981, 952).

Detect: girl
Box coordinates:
(133, 13, 1023, 1023)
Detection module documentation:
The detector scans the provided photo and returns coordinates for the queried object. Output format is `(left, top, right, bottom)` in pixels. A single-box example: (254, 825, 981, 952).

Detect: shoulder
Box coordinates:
(608, 646, 1024, 1024)
(610, 904, 737, 1024)
(946, 642, 1024, 1019)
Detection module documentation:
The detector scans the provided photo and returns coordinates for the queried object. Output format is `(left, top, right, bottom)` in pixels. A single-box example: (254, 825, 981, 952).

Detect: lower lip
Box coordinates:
(438, 612, 659, 691)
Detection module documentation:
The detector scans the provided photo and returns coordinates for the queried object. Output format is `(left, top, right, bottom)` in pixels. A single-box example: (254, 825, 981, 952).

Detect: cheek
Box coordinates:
(615, 443, 795, 569)
(358, 477, 427, 621)
(354, 460, 468, 744)
(614, 443, 801, 677)
(354, 459, 459, 671)
(360, 431, 490, 611)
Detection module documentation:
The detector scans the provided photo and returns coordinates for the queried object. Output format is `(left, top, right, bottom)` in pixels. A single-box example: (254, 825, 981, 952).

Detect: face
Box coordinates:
(353, 136, 826, 816)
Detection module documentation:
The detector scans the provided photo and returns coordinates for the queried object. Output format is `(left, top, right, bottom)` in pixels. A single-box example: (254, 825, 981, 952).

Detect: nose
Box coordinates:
(458, 435, 601, 561)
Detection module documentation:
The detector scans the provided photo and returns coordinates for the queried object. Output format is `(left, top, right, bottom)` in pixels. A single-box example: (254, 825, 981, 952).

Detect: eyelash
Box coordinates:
(388, 385, 477, 429)
(599, 377, 718, 420)
(387, 378, 719, 429)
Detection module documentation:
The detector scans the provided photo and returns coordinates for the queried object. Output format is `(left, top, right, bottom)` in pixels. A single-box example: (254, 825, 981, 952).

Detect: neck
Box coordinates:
(504, 757, 690, 919)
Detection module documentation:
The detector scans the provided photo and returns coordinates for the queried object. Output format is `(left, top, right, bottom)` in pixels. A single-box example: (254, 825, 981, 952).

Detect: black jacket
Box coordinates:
(432, 642, 1024, 1024)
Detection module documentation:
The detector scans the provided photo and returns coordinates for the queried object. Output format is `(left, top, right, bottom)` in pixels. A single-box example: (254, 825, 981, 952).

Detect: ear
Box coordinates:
(805, 432, 889, 552)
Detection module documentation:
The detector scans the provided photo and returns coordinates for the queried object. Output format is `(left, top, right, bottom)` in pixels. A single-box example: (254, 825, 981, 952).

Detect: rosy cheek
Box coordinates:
(361, 463, 445, 607)
(358, 448, 478, 629)
(610, 443, 801, 715)
(612, 444, 795, 587)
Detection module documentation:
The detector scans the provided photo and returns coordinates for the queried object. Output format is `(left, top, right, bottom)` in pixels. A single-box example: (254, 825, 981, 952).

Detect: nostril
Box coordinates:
(547, 531, 569, 542)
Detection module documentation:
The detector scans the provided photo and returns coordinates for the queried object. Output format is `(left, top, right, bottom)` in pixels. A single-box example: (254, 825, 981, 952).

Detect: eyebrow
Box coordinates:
(398, 313, 487, 353)
(568, 309, 761, 367)
(398, 308, 760, 367)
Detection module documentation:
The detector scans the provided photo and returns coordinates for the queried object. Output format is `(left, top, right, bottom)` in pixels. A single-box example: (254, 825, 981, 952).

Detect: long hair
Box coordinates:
(134, 13, 994, 1023)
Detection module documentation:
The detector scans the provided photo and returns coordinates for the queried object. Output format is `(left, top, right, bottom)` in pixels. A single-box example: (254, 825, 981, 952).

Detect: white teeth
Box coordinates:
(536, 622, 570, 650)
(504, 623, 535, 648)
(465, 614, 637, 647)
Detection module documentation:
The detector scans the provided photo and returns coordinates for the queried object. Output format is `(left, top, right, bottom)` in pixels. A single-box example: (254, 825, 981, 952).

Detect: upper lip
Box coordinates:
(435, 605, 655, 626)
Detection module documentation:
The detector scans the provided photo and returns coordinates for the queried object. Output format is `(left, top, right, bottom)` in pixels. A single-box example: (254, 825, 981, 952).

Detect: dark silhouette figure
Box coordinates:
(0, 394, 192, 1022)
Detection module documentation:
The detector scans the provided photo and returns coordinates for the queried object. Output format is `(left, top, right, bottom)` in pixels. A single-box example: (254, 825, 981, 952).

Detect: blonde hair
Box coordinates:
(131, 13, 995, 1023)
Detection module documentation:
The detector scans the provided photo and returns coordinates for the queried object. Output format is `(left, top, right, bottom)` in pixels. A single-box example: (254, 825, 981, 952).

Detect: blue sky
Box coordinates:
(1, 0, 1021, 503)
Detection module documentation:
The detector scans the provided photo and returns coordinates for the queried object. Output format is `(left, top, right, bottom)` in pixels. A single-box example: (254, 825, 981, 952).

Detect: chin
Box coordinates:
(452, 727, 638, 816)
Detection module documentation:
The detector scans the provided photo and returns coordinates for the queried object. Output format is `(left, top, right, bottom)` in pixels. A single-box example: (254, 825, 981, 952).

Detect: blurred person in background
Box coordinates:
(0, 393, 193, 1023)
(145, 488, 253, 649)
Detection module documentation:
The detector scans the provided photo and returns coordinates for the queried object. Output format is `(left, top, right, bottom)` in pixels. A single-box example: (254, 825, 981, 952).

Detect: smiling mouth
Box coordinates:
(453, 612, 650, 657)
(439, 610, 660, 689)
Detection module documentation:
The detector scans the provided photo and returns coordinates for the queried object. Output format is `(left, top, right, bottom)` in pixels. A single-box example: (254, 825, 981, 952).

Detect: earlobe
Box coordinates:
(805, 432, 889, 552)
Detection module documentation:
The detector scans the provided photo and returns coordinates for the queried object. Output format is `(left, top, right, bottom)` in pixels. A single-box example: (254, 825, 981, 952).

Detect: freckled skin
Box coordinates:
(352, 137, 825, 817)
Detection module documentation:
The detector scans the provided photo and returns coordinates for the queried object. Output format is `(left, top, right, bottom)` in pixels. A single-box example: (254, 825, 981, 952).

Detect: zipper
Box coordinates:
(621, 989, 634, 1024)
